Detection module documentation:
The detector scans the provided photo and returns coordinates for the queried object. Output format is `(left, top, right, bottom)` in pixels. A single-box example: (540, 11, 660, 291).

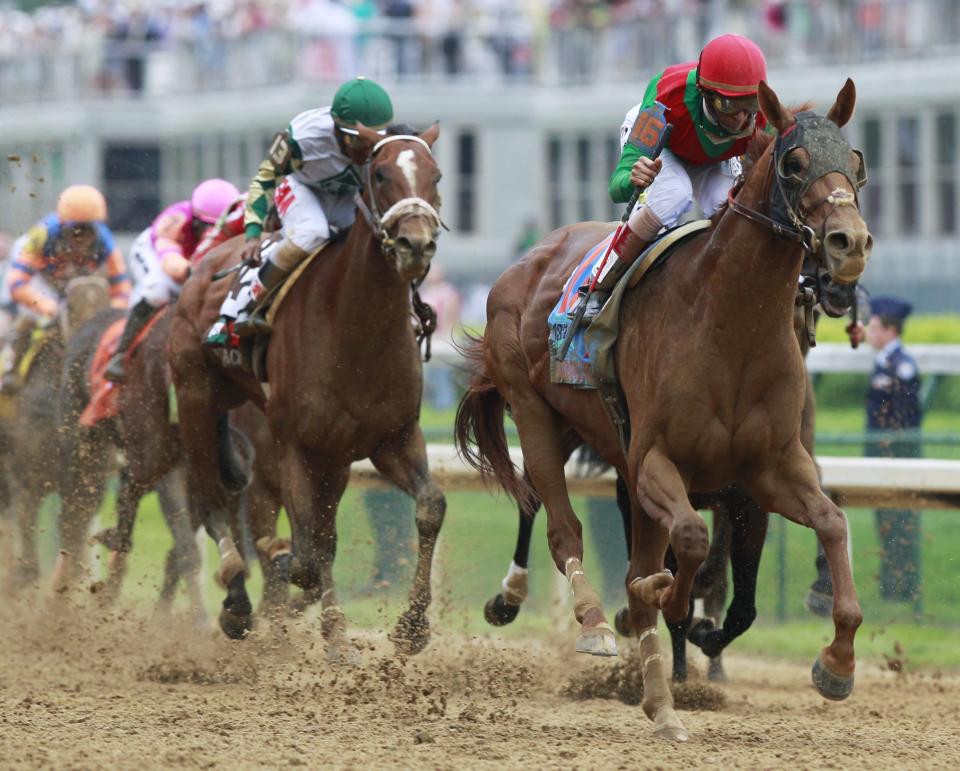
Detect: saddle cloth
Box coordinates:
(548, 220, 712, 388)
(80, 308, 169, 427)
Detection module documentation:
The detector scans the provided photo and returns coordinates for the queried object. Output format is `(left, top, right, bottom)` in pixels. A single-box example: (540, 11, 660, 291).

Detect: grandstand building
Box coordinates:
(2, 3, 958, 309)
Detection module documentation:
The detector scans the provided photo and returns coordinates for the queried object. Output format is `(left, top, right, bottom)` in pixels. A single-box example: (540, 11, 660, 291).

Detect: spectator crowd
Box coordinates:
(2, 0, 955, 97)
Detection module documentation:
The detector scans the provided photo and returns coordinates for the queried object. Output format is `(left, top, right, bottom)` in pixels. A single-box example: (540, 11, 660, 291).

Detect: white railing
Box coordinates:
(350, 444, 960, 510)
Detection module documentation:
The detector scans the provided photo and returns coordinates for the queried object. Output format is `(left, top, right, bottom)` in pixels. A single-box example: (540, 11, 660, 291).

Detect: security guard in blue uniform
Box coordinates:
(865, 296, 922, 604)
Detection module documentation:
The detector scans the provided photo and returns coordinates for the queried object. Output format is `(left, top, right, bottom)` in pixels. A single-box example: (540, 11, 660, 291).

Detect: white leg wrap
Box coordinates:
(501, 561, 529, 605)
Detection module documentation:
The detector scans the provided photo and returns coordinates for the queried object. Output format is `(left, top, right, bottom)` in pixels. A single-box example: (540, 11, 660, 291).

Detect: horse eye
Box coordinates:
(374, 168, 386, 183)
(784, 155, 805, 176)
(435, 173, 443, 184)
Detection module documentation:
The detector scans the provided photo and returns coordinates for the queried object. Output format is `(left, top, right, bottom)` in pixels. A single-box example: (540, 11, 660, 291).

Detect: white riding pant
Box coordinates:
(273, 176, 354, 264)
(642, 149, 741, 227)
(129, 227, 180, 309)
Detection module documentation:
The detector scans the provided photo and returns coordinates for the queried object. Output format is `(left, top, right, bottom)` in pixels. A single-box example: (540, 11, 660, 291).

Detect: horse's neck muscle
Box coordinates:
(700, 174, 803, 341)
(334, 220, 412, 353)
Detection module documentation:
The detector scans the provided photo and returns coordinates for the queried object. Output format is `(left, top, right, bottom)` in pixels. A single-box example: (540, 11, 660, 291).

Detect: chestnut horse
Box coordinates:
(169, 124, 446, 654)
(455, 80, 871, 741)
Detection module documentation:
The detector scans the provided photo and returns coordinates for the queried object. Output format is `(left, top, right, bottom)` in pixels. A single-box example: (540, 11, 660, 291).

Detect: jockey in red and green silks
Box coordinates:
(580, 34, 769, 320)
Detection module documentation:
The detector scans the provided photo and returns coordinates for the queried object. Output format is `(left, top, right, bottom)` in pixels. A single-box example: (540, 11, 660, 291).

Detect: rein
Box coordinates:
(353, 133, 443, 363)
(355, 134, 442, 253)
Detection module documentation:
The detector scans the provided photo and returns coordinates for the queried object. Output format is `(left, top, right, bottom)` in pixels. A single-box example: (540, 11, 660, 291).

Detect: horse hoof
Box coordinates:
(707, 657, 726, 682)
(629, 570, 674, 607)
(218, 607, 253, 640)
(812, 655, 854, 701)
(575, 622, 618, 657)
(614, 607, 633, 637)
(805, 588, 833, 618)
(91, 527, 124, 552)
(484, 594, 520, 627)
(653, 723, 690, 743)
(272, 553, 293, 584)
(687, 617, 723, 657)
(391, 611, 430, 656)
(326, 639, 361, 666)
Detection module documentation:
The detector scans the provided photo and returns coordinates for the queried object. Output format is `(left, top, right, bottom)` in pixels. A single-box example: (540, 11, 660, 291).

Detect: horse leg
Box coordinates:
(691, 505, 733, 681)
(612, 475, 636, 638)
(12, 484, 45, 590)
(485, 474, 539, 627)
(631, 447, 709, 625)
(179, 402, 251, 640)
(746, 442, 862, 700)
(662, 546, 691, 683)
(53, 434, 108, 595)
(626, 499, 689, 742)
(244, 472, 287, 616)
(689, 494, 768, 681)
(510, 393, 616, 657)
(156, 470, 203, 618)
(93, 468, 147, 605)
(276, 445, 352, 659)
(369, 425, 447, 656)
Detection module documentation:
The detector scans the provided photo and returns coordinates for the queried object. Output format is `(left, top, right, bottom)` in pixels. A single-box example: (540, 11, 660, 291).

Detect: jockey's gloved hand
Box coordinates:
(35, 297, 59, 322)
(239, 237, 262, 268)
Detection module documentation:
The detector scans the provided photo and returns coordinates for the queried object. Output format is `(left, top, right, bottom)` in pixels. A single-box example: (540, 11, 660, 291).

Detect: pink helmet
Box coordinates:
(191, 178, 240, 224)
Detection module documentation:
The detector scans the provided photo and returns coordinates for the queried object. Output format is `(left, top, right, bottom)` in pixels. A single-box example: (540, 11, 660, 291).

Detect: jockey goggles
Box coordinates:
(706, 91, 759, 116)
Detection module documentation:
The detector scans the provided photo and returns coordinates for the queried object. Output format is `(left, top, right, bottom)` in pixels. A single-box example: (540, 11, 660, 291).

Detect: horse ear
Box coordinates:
(351, 122, 382, 161)
(758, 80, 794, 134)
(419, 121, 440, 148)
(826, 78, 856, 128)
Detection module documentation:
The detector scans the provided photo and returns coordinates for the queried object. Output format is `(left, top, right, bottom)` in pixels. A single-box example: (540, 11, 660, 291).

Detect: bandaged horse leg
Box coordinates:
(627, 500, 688, 742)
(566, 557, 617, 655)
(485, 487, 539, 626)
(632, 448, 709, 624)
(504, 380, 617, 656)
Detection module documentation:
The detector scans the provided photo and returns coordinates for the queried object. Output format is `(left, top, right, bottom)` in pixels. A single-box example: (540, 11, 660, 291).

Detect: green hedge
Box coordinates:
(815, 314, 960, 343)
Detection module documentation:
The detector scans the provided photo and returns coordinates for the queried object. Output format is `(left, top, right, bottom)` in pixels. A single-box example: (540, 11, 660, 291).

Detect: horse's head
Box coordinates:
(62, 275, 111, 339)
(757, 79, 873, 286)
(353, 122, 442, 282)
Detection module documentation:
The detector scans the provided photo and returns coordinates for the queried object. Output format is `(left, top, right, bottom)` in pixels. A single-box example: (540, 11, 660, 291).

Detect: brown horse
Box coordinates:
(169, 124, 446, 653)
(54, 309, 286, 615)
(455, 80, 871, 740)
(0, 277, 112, 591)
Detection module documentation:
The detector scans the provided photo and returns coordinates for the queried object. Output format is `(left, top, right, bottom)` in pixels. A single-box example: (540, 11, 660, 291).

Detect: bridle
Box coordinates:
(727, 111, 867, 259)
(354, 134, 443, 258)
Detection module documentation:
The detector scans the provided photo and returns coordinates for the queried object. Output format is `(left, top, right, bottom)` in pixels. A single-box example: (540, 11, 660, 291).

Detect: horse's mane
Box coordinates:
(709, 100, 817, 226)
(386, 123, 418, 136)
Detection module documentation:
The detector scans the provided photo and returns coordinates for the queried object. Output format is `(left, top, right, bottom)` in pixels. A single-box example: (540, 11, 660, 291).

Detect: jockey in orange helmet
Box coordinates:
(574, 34, 768, 320)
(1, 185, 130, 392)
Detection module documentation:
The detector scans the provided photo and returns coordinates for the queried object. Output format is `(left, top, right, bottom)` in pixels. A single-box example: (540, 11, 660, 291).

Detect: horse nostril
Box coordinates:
(863, 233, 874, 256)
(825, 231, 850, 255)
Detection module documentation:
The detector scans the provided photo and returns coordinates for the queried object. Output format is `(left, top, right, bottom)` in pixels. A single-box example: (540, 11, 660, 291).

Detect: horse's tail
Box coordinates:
(216, 413, 254, 493)
(454, 333, 535, 509)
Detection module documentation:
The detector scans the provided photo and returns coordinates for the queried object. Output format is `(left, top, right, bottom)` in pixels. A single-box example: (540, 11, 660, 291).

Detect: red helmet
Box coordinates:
(697, 34, 767, 97)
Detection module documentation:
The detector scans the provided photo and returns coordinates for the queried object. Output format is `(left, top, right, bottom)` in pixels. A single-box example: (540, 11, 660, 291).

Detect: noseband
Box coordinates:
(727, 111, 867, 258)
(355, 134, 442, 257)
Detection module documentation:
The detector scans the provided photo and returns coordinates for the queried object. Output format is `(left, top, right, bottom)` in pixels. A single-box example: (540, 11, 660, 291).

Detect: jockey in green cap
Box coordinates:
(204, 76, 394, 346)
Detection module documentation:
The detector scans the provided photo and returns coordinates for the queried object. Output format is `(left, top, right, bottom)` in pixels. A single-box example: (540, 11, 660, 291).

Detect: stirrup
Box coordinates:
(232, 311, 272, 339)
(581, 290, 611, 322)
(103, 352, 128, 384)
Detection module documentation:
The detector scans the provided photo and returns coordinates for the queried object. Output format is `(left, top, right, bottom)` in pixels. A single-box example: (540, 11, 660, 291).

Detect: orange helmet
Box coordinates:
(56, 184, 108, 224)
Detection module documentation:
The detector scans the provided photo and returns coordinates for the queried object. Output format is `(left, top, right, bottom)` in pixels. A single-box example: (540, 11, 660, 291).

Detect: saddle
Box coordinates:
(548, 220, 713, 389)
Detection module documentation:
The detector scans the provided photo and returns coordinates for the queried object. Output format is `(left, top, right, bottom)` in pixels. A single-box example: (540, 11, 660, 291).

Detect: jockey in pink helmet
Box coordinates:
(104, 178, 240, 382)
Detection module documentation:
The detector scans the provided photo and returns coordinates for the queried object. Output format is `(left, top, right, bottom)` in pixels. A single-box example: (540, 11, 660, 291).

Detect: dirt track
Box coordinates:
(1, 594, 958, 770)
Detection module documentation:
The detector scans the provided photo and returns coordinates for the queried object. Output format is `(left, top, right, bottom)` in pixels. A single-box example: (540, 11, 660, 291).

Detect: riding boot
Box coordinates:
(0, 317, 37, 395)
(103, 299, 157, 384)
(572, 225, 650, 322)
(204, 260, 290, 347)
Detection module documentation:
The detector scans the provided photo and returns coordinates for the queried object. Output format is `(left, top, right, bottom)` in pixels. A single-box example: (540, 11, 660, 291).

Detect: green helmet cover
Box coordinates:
(331, 77, 393, 134)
